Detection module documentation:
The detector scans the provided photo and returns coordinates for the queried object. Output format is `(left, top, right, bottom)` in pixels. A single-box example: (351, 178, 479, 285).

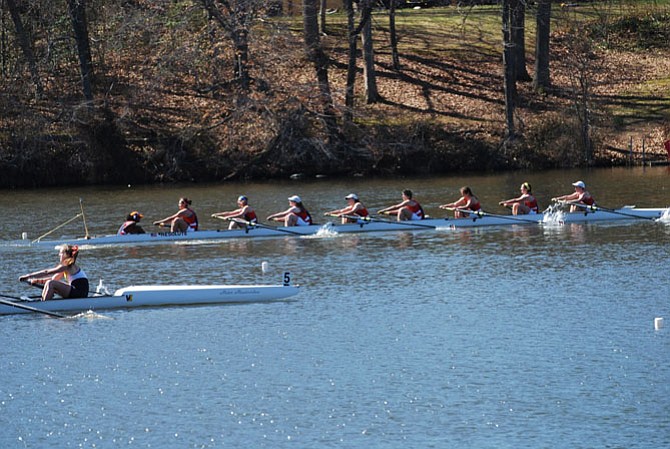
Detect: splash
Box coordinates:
(95, 279, 112, 296)
(70, 310, 113, 320)
(541, 203, 566, 226)
(303, 223, 340, 239)
(659, 208, 670, 224)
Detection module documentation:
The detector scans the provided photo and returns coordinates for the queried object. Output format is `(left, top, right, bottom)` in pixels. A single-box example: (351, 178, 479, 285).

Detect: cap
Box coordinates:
(129, 211, 143, 220)
(572, 181, 586, 189)
(345, 193, 359, 201)
(237, 195, 248, 202)
(288, 195, 302, 203)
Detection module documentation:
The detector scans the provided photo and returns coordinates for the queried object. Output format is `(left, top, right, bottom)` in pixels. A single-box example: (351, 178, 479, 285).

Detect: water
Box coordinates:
(1, 168, 669, 448)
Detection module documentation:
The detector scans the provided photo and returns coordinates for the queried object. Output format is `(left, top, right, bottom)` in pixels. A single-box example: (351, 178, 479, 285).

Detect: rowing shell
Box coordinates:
(0, 284, 300, 315)
(12, 206, 669, 248)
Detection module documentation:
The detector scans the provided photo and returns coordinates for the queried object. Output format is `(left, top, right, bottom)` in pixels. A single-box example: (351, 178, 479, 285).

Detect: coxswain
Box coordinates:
(266, 195, 312, 226)
(325, 193, 369, 224)
(551, 181, 596, 212)
(377, 189, 425, 221)
(439, 186, 482, 218)
(211, 195, 258, 229)
(499, 182, 540, 215)
(19, 244, 89, 301)
(117, 211, 146, 235)
(153, 197, 198, 232)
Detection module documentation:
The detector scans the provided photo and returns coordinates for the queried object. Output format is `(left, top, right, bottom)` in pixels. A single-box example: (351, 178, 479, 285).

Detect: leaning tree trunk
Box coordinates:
(6, 0, 43, 96)
(303, 0, 338, 138)
(502, 0, 516, 138)
(512, 0, 531, 82)
(533, 0, 551, 92)
(67, 0, 94, 105)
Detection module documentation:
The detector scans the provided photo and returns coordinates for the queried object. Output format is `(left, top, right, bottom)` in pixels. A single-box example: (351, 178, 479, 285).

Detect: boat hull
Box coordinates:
(15, 207, 669, 247)
(0, 284, 300, 315)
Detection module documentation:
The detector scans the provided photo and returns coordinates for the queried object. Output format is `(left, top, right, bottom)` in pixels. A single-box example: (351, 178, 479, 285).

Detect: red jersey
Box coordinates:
(524, 197, 539, 213)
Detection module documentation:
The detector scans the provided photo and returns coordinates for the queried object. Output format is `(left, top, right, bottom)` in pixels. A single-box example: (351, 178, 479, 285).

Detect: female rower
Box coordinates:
(325, 193, 369, 224)
(439, 186, 481, 218)
(117, 210, 146, 235)
(211, 195, 258, 229)
(499, 182, 539, 215)
(153, 197, 199, 232)
(267, 195, 312, 226)
(551, 181, 596, 212)
(19, 244, 89, 301)
(377, 189, 425, 221)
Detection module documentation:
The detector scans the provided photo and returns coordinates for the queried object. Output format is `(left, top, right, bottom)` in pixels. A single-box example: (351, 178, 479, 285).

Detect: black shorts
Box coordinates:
(69, 278, 90, 298)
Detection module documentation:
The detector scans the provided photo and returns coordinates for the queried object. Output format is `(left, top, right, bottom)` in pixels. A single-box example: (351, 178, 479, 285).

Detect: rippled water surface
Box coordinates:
(1, 168, 669, 448)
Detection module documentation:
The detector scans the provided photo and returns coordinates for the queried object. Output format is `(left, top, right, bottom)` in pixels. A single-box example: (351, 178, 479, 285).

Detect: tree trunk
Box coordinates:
(319, 0, 327, 34)
(6, 0, 43, 96)
(512, 0, 531, 82)
(389, 0, 400, 70)
(532, 0, 551, 92)
(344, 0, 357, 122)
(67, 0, 94, 104)
(231, 27, 250, 90)
(360, 1, 379, 104)
(303, 0, 338, 137)
(502, 0, 516, 138)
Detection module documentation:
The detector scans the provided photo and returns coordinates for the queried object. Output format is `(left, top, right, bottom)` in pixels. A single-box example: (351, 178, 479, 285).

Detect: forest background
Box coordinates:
(1, 0, 669, 188)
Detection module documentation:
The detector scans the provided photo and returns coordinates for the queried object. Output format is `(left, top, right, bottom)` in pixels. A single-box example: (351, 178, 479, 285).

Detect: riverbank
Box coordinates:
(1, 3, 669, 188)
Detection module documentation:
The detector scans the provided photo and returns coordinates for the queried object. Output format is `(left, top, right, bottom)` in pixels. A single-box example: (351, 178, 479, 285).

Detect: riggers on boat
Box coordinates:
(0, 276, 300, 316)
(13, 206, 670, 248)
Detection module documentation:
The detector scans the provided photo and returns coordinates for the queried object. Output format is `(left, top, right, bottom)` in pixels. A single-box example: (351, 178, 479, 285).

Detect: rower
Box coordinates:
(499, 182, 539, 215)
(377, 189, 425, 221)
(19, 244, 89, 301)
(551, 180, 596, 212)
(118, 211, 146, 235)
(267, 195, 312, 226)
(440, 186, 481, 218)
(325, 193, 369, 224)
(211, 195, 258, 229)
(153, 197, 199, 232)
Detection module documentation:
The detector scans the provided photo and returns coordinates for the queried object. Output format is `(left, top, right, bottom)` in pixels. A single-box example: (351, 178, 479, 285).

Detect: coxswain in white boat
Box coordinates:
(499, 182, 540, 215)
(377, 189, 425, 221)
(439, 186, 482, 218)
(117, 210, 146, 235)
(153, 197, 199, 232)
(18, 244, 90, 301)
(267, 195, 313, 226)
(325, 193, 370, 224)
(211, 195, 258, 229)
(551, 180, 596, 212)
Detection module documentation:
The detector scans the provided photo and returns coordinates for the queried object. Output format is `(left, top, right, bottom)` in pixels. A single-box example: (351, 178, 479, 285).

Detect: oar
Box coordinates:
(0, 296, 67, 318)
(447, 207, 541, 224)
(79, 198, 90, 239)
(31, 213, 83, 243)
(367, 214, 437, 229)
(561, 202, 659, 221)
(214, 216, 305, 236)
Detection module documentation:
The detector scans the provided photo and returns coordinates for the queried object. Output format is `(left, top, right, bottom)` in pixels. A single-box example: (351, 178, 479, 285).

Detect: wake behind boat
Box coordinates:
(9, 206, 669, 248)
(0, 276, 300, 316)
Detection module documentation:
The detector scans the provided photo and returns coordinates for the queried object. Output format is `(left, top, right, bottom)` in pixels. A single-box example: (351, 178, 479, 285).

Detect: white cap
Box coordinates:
(572, 181, 586, 189)
(288, 195, 302, 203)
(345, 193, 359, 201)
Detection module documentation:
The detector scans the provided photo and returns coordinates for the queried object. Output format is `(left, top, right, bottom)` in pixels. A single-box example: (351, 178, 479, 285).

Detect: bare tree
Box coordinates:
(532, 0, 551, 92)
(67, 0, 94, 104)
(512, 0, 531, 81)
(502, 0, 517, 138)
(303, 0, 338, 137)
(201, 0, 258, 91)
(360, 0, 379, 103)
(389, 0, 400, 70)
(5, 0, 43, 95)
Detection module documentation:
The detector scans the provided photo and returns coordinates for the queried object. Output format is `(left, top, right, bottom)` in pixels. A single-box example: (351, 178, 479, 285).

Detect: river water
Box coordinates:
(1, 167, 669, 448)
